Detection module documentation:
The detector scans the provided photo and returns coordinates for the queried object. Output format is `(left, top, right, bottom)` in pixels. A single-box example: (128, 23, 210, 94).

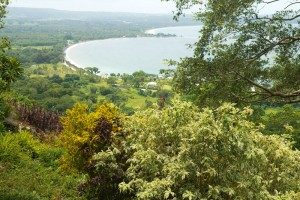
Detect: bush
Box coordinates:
(58, 102, 127, 199)
(0, 131, 64, 168)
(38, 147, 63, 168)
(0, 131, 40, 163)
(0, 96, 11, 132)
(119, 101, 300, 199)
(0, 131, 83, 199)
(58, 103, 122, 172)
(99, 87, 115, 96)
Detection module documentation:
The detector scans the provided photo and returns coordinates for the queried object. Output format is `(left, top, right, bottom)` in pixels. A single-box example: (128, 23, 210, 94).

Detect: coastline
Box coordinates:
(64, 38, 140, 71)
(144, 25, 200, 35)
(64, 41, 89, 69)
(64, 25, 200, 74)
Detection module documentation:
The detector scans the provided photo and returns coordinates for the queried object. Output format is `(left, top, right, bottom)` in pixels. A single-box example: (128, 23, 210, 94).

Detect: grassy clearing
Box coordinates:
(26, 63, 82, 78)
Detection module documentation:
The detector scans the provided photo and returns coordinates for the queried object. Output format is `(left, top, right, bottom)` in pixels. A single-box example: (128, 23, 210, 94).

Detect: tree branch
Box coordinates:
(232, 70, 300, 102)
(285, 1, 300, 9)
(255, 13, 300, 21)
(248, 35, 300, 61)
(262, 0, 280, 4)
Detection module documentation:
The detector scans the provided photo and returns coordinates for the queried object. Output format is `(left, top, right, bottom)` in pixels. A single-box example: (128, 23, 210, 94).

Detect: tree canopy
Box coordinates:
(0, 0, 22, 92)
(165, 0, 300, 105)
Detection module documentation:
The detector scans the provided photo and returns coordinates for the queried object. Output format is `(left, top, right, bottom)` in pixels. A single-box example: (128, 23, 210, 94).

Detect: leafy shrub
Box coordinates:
(58, 102, 127, 199)
(99, 87, 115, 96)
(119, 101, 300, 199)
(0, 132, 21, 162)
(0, 130, 64, 168)
(79, 147, 131, 200)
(0, 131, 40, 163)
(38, 147, 63, 168)
(106, 93, 127, 106)
(0, 96, 10, 132)
(0, 129, 83, 199)
(58, 102, 122, 172)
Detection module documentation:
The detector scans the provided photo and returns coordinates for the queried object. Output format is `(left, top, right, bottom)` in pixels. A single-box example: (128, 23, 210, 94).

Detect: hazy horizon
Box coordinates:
(8, 1, 300, 16)
(9, 0, 179, 14)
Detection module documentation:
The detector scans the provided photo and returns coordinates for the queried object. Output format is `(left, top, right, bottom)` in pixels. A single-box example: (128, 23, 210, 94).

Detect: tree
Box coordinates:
(132, 70, 147, 88)
(165, 0, 300, 105)
(119, 101, 300, 199)
(0, 0, 23, 92)
(85, 67, 100, 75)
(0, 54, 22, 92)
(0, 0, 22, 131)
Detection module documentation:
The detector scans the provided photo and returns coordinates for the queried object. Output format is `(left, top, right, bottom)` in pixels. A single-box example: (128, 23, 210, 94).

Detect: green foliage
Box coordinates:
(8, 45, 64, 65)
(0, 1, 23, 92)
(262, 105, 300, 149)
(85, 67, 100, 75)
(0, 95, 10, 132)
(0, 130, 63, 168)
(0, 43, 23, 92)
(168, 0, 300, 105)
(11, 64, 165, 113)
(119, 101, 300, 199)
(106, 93, 128, 106)
(106, 76, 118, 85)
(38, 147, 63, 168)
(132, 71, 147, 88)
(0, 131, 40, 163)
(0, 131, 83, 199)
(59, 102, 128, 199)
(79, 147, 131, 200)
(58, 102, 123, 173)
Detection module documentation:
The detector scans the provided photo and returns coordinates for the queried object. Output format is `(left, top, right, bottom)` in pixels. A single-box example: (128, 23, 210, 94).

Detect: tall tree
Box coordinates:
(0, 0, 22, 92)
(165, 0, 300, 106)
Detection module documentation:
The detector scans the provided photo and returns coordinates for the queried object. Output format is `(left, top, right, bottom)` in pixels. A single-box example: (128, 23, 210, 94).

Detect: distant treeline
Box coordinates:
(0, 8, 200, 66)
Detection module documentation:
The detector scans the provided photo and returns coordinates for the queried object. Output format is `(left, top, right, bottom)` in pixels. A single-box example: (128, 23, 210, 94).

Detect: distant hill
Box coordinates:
(6, 7, 199, 26)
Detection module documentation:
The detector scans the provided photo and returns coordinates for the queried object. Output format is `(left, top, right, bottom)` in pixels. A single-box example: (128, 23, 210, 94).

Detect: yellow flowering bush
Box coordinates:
(58, 102, 122, 173)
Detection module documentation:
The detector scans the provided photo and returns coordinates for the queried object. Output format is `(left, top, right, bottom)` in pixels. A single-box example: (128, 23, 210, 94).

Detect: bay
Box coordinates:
(65, 26, 201, 75)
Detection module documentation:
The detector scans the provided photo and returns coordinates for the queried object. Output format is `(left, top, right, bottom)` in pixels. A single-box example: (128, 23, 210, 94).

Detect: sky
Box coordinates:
(9, 0, 178, 14)
(9, 0, 300, 15)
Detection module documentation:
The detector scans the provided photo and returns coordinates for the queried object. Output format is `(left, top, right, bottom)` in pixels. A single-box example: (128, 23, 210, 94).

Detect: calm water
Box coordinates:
(65, 26, 201, 74)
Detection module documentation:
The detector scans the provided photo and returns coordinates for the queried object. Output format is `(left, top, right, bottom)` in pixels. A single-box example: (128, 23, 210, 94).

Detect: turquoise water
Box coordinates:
(65, 26, 201, 74)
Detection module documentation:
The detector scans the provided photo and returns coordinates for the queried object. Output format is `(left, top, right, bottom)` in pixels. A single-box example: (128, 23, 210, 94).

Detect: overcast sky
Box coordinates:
(9, 0, 178, 14)
(9, 0, 300, 14)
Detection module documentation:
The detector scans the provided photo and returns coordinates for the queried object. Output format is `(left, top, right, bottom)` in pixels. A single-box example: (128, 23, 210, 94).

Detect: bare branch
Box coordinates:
(262, 0, 280, 4)
(285, 1, 300, 9)
(248, 35, 300, 61)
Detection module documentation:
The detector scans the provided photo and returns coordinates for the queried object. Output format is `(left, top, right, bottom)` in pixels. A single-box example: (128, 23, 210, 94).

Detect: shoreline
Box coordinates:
(64, 41, 90, 69)
(64, 25, 200, 74)
(144, 25, 200, 35)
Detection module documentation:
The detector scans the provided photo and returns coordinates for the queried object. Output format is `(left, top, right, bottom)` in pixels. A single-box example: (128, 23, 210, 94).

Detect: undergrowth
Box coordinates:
(0, 131, 84, 200)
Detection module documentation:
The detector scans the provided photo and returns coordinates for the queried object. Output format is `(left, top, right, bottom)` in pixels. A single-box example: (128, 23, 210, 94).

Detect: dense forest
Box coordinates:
(1, 0, 300, 199)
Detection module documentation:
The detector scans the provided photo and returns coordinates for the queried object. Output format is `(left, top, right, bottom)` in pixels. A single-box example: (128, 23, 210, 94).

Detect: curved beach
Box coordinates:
(64, 26, 200, 74)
